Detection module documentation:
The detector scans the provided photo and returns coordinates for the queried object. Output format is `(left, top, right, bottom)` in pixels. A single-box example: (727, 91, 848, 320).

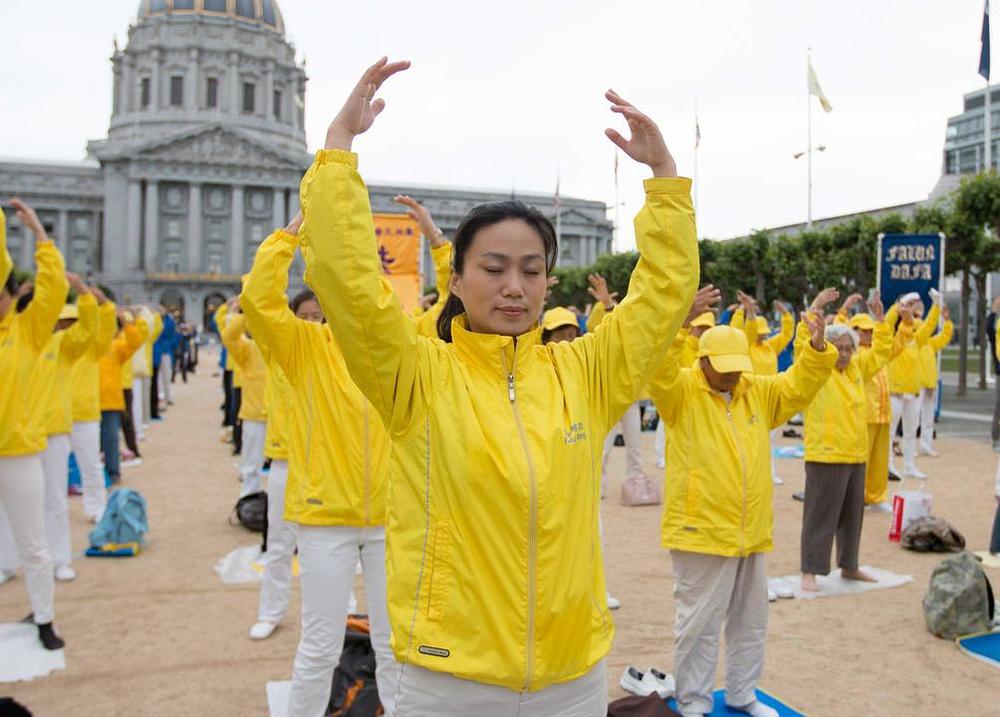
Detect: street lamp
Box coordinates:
(794, 144, 827, 228)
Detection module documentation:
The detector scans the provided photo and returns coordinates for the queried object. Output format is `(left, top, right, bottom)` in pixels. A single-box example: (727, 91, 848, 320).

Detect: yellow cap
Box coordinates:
(849, 313, 876, 331)
(755, 316, 770, 334)
(58, 304, 79, 321)
(697, 325, 753, 374)
(690, 312, 716, 329)
(542, 307, 579, 332)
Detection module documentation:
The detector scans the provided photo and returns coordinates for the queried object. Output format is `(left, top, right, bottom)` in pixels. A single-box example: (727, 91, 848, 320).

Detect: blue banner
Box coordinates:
(877, 233, 945, 307)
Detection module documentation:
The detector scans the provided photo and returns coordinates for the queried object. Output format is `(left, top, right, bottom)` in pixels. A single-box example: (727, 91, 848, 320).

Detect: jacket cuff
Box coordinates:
(314, 148, 359, 169)
(643, 177, 692, 194)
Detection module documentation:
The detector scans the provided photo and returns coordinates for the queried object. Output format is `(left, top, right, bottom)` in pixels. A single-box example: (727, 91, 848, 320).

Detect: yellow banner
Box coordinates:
(373, 213, 421, 312)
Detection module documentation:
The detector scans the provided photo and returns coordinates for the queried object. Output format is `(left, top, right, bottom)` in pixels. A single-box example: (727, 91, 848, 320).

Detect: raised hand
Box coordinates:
(802, 310, 827, 351)
(810, 287, 840, 312)
(66, 272, 89, 296)
(840, 292, 863, 313)
(773, 300, 790, 315)
(394, 195, 444, 247)
(285, 211, 303, 236)
(604, 90, 676, 178)
(325, 57, 411, 152)
(942, 304, 951, 321)
(868, 293, 885, 323)
(9, 198, 46, 242)
(587, 273, 618, 309)
(684, 284, 722, 326)
(91, 286, 108, 305)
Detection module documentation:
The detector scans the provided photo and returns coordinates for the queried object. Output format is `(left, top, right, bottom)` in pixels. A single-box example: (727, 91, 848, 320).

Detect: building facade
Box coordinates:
(0, 0, 612, 327)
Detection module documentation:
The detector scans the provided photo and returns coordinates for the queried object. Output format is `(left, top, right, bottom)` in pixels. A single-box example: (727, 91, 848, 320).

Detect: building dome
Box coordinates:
(137, 0, 284, 35)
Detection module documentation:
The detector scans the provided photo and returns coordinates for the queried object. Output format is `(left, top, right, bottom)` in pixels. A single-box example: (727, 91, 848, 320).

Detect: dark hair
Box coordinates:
(3, 271, 18, 298)
(15, 289, 33, 313)
(290, 289, 318, 315)
(436, 201, 558, 342)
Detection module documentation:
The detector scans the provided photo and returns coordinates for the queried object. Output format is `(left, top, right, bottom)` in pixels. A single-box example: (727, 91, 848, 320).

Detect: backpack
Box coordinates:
(922, 552, 995, 640)
(901, 516, 966, 552)
(88, 488, 148, 550)
(232, 491, 268, 534)
(327, 615, 382, 717)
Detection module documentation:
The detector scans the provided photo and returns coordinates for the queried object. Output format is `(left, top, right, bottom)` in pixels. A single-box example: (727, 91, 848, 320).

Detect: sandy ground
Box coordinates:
(2, 351, 999, 716)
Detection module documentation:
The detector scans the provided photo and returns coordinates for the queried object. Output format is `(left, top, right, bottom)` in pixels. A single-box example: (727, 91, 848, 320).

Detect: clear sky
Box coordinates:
(0, 0, 988, 247)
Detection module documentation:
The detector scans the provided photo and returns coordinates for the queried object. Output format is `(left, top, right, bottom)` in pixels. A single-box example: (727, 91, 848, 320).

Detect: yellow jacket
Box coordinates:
(742, 311, 794, 376)
(887, 303, 940, 394)
(241, 228, 391, 526)
(799, 319, 895, 463)
(0, 209, 10, 287)
(674, 326, 700, 369)
(220, 314, 267, 422)
(299, 149, 698, 692)
(99, 321, 146, 411)
(918, 318, 953, 389)
(128, 307, 156, 382)
(650, 336, 836, 556)
(0, 240, 69, 456)
(413, 242, 453, 338)
(263, 358, 291, 461)
(34, 294, 98, 436)
(70, 301, 118, 422)
(834, 311, 912, 425)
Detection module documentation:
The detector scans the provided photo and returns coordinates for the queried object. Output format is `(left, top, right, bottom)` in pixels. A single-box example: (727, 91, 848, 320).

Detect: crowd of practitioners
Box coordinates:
(0, 56, 986, 717)
(0, 198, 189, 654)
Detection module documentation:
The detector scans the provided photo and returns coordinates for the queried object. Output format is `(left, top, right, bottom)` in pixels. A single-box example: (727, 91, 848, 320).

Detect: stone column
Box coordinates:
(230, 185, 244, 274)
(123, 55, 134, 113)
(263, 60, 274, 120)
(144, 181, 160, 271)
(272, 187, 286, 229)
(187, 47, 200, 110)
(151, 48, 162, 110)
(127, 179, 143, 270)
(187, 183, 202, 272)
(287, 188, 300, 219)
(57, 210, 69, 260)
(92, 209, 102, 273)
(228, 50, 240, 116)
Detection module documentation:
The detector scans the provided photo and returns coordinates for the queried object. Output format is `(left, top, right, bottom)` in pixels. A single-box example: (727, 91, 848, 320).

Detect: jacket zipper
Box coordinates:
(725, 398, 749, 555)
(364, 402, 371, 525)
(502, 347, 537, 691)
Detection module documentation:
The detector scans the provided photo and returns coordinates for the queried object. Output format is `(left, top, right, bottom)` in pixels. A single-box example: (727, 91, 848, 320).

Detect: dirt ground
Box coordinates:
(3, 349, 998, 716)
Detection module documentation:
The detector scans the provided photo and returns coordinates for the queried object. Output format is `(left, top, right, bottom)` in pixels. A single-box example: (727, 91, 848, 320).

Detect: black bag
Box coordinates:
(327, 615, 382, 717)
(232, 491, 267, 534)
(607, 693, 681, 717)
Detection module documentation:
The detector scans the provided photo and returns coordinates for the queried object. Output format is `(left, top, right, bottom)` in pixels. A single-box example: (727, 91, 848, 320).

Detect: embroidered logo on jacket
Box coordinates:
(563, 422, 587, 445)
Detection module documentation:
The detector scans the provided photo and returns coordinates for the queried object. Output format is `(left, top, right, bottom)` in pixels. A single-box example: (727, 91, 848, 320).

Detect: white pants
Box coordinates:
(239, 420, 266, 497)
(132, 377, 145, 441)
(395, 660, 606, 717)
(257, 460, 297, 624)
(655, 420, 666, 467)
(769, 427, 781, 480)
(671, 550, 767, 716)
(141, 376, 151, 428)
(601, 401, 646, 496)
(0, 455, 55, 624)
(889, 393, 922, 473)
(157, 353, 172, 403)
(39, 434, 73, 569)
(289, 525, 398, 717)
(71, 420, 105, 520)
(919, 387, 937, 453)
(0, 507, 17, 571)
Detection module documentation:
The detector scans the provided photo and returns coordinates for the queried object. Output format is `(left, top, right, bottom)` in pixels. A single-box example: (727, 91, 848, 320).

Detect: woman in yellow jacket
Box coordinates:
(649, 295, 834, 717)
(916, 301, 953, 457)
(220, 302, 268, 498)
(98, 312, 147, 485)
(301, 59, 697, 715)
(241, 224, 396, 717)
(0, 199, 69, 650)
(797, 293, 895, 593)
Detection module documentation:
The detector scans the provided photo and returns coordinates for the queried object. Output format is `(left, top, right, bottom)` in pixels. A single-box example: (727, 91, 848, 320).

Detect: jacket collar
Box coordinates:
(451, 314, 541, 378)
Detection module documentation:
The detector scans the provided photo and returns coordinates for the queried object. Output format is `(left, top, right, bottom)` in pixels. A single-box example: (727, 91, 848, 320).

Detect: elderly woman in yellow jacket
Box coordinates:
(300, 59, 697, 715)
(915, 300, 953, 457)
(98, 311, 147, 486)
(0, 199, 69, 650)
(798, 293, 895, 593)
(649, 295, 834, 717)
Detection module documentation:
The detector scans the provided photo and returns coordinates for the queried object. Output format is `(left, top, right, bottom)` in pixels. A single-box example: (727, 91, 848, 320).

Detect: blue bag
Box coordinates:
(88, 488, 148, 552)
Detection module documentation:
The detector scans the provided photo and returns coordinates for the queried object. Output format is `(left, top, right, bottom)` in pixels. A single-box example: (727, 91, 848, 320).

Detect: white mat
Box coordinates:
(0, 623, 65, 682)
(769, 565, 913, 601)
(267, 680, 291, 717)
(215, 545, 266, 584)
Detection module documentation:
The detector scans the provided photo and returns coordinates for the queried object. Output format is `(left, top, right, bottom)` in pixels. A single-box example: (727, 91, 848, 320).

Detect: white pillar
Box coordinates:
(264, 60, 274, 120)
(230, 185, 244, 274)
(272, 187, 286, 229)
(127, 179, 142, 270)
(187, 183, 202, 272)
(123, 55, 134, 113)
(57, 210, 69, 261)
(150, 48, 162, 111)
(144, 181, 159, 271)
(228, 51, 240, 116)
(187, 47, 199, 110)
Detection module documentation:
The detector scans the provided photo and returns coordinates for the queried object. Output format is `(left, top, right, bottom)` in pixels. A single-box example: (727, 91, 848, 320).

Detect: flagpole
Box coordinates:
(986, 79, 992, 173)
(807, 48, 813, 230)
(986, 0, 993, 173)
(694, 97, 700, 217)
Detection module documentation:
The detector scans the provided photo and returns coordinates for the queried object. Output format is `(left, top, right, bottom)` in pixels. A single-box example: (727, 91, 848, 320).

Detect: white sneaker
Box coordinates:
(767, 588, 777, 602)
(726, 701, 779, 717)
(903, 467, 928, 479)
(249, 621, 278, 640)
(867, 501, 893, 514)
(121, 458, 143, 469)
(646, 667, 675, 698)
(54, 565, 76, 582)
(919, 448, 939, 457)
(606, 593, 621, 610)
(619, 666, 668, 697)
(656, 458, 666, 469)
(0, 569, 15, 586)
(772, 475, 784, 485)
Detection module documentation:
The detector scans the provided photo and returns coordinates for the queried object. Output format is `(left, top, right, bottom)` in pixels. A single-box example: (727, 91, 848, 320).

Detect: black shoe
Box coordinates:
(792, 491, 805, 502)
(888, 470, 902, 482)
(37, 622, 64, 651)
(782, 428, 802, 438)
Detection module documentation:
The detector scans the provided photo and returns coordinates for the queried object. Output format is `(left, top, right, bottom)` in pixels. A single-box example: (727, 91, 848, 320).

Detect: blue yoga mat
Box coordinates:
(958, 631, 1000, 668)
(667, 689, 805, 717)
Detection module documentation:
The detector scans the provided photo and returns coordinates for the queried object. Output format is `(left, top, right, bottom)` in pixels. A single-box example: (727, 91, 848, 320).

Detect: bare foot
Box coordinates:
(801, 573, 819, 592)
(842, 568, 878, 583)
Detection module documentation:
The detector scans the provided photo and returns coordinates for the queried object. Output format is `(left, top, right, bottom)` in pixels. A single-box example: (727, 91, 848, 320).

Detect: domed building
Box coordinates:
(0, 1, 613, 326)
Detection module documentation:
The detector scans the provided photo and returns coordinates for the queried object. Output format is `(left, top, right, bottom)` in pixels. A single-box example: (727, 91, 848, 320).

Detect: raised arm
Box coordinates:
(759, 311, 837, 427)
(10, 199, 68, 352)
(767, 303, 795, 354)
(59, 277, 97, 362)
(584, 273, 617, 333)
(0, 207, 11, 287)
(928, 308, 953, 352)
(220, 309, 250, 368)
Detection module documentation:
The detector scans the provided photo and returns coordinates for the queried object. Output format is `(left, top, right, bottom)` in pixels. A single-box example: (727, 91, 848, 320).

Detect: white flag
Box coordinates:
(807, 59, 833, 112)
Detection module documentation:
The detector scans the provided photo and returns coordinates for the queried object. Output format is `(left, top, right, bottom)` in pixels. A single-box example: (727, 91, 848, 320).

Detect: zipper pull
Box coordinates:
(507, 373, 516, 402)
